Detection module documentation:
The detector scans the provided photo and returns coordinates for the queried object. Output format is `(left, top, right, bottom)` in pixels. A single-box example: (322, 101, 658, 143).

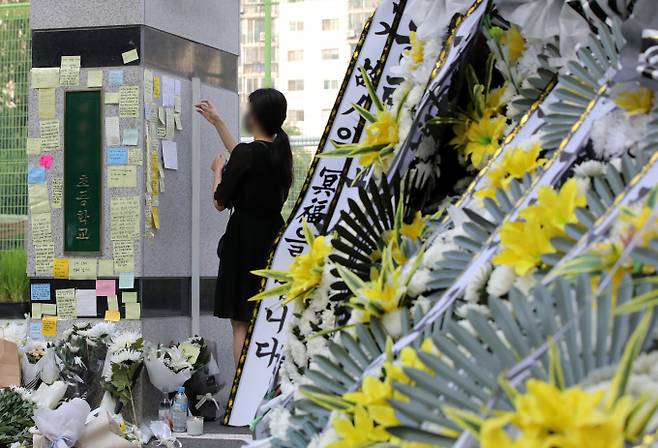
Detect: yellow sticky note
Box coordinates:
(122, 48, 139, 64)
(69, 258, 97, 280)
(38, 88, 56, 120)
(31, 67, 60, 88)
(28, 184, 50, 215)
(104, 310, 121, 322)
(51, 177, 63, 208)
(119, 85, 140, 118)
(107, 295, 119, 311)
(42, 315, 57, 337)
(40, 119, 60, 150)
(152, 207, 160, 230)
(125, 302, 141, 320)
(108, 165, 137, 188)
(32, 303, 43, 319)
(87, 69, 103, 87)
(153, 76, 161, 98)
(53, 258, 69, 279)
(42, 303, 57, 315)
(27, 137, 41, 155)
(122, 291, 138, 303)
(55, 288, 76, 319)
(98, 259, 114, 277)
(105, 92, 119, 104)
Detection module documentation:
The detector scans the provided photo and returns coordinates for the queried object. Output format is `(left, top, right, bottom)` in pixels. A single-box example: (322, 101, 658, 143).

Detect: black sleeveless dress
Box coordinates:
(214, 141, 288, 322)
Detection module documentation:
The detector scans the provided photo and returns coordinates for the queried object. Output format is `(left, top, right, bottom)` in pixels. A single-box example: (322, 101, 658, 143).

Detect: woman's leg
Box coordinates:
(231, 319, 249, 367)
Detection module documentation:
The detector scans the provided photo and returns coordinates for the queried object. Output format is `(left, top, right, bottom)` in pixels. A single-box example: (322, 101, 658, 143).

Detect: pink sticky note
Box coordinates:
(39, 154, 54, 170)
(96, 280, 116, 297)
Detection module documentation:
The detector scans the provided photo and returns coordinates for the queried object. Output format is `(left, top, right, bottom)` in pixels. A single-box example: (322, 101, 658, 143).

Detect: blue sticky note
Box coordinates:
(30, 321, 44, 340)
(27, 167, 46, 184)
(108, 70, 124, 87)
(119, 272, 134, 289)
(107, 147, 129, 165)
(122, 128, 139, 146)
(30, 283, 51, 301)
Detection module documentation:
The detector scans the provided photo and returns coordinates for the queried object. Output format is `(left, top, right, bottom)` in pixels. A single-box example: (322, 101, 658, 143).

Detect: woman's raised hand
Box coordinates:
(195, 100, 221, 125)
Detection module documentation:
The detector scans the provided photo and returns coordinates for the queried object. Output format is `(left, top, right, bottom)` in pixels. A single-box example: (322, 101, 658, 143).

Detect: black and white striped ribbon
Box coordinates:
(578, 0, 635, 21)
(638, 29, 658, 80)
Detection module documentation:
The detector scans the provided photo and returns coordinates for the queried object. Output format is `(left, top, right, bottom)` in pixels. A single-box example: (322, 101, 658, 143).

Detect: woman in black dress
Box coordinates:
(195, 89, 292, 366)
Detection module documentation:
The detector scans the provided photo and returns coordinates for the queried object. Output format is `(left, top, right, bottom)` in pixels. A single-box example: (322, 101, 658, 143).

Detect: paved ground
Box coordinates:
(146, 419, 252, 447)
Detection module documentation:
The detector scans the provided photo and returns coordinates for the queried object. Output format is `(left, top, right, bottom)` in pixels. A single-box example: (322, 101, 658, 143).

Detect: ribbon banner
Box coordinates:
(224, 0, 409, 426)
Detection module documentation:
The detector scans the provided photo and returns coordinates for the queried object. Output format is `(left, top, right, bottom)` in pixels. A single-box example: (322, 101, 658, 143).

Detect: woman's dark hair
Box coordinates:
(248, 88, 293, 193)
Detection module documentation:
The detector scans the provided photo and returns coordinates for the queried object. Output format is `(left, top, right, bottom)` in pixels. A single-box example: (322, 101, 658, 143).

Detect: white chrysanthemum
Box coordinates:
(590, 109, 650, 160)
(381, 309, 404, 339)
(110, 349, 142, 365)
(455, 303, 490, 319)
(411, 295, 432, 316)
(269, 406, 291, 441)
(306, 336, 328, 360)
(308, 427, 339, 448)
(80, 322, 116, 340)
(516, 39, 545, 81)
(573, 160, 606, 178)
(486, 265, 516, 297)
(513, 272, 537, 296)
(407, 268, 432, 297)
(108, 331, 142, 354)
(463, 262, 492, 303)
(164, 346, 193, 373)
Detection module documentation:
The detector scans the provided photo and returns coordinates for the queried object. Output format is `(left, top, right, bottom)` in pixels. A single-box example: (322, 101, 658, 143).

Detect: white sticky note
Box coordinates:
(75, 289, 98, 317)
(122, 48, 139, 64)
(87, 69, 103, 87)
(119, 272, 134, 289)
(162, 141, 178, 170)
(105, 116, 121, 146)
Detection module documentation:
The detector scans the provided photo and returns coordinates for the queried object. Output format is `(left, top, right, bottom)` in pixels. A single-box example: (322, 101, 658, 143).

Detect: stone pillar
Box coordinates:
(27, 0, 240, 415)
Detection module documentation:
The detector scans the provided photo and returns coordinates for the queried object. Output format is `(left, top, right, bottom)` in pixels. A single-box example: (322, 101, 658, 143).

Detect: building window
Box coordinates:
(289, 110, 305, 122)
(321, 48, 340, 60)
(322, 18, 339, 31)
(288, 79, 305, 91)
(323, 79, 339, 90)
(289, 21, 304, 32)
(287, 50, 304, 62)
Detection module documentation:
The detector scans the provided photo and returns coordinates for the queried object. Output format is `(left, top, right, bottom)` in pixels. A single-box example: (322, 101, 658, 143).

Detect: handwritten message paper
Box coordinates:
(122, 291, 138, 303)
(87, 69, 103, 88)
(28, 184, 50, 215)
(108, 166, 137, 188)
(105, 310, 121, 322)
(122, 128, 139, 146)
(42, 315, 57, 337)
(53, 258, 69, 279)
(122, 48, 139, 64)
(128, 148, 143, 165)
(59, 56, 81, 87)
(31, 67, 60, 88)
(106, 116, 121, 146)
(113, 240, 134, 273)
(31, 213, 51, 238)
(31, 284, 51, 301)
(107, 147, 128, 165)
(69, 258, 97, 280)
(110, 196, 140, 241)
(27, 137, 41, 155)
(154, 76, 161, 98)
(38, 88, 56, 120)
(42, 303, 57, 315)
(35, 242, 54, 276)
(119, 85, 140, 118)
(51, 177, 63, 208)
(40, 119, 60, 150)
(55, 288, 76, 319)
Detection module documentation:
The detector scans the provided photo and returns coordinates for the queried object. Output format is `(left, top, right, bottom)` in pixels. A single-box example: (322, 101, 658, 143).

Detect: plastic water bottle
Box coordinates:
(171, 386, 188, 433)
(158, 396, 172, 429)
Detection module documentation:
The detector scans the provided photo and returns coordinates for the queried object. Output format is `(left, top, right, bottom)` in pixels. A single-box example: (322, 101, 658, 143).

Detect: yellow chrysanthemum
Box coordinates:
(364, 110, 400, 147)
(355, 266, 404, 319)
(481, 380, 632, 448)
(343, 376, 398, 427)
(476, 143, 547, 200)
(502, 25, 525, 64)
(288, 235, 332, 302)
(329, 405, 391, 448)
(401, 211, 428, 241)
(405, 31, 425, 69)
(462, 115, 507, 169)
(485, 85, 509, 116)
(614, 87, 654, 116)
(493, 179, 585, 276)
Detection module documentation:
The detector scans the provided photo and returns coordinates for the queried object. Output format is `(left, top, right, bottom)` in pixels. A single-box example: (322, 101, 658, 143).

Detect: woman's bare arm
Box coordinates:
(195, 100, 239, 153)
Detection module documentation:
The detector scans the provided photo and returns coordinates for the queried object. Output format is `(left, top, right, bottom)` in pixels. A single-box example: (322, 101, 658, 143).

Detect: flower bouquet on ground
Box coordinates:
(101, 331, 144, 425)
(0, 386, 35, 447)
(181, 337, 224, 422)
(18, 339, 48, 387)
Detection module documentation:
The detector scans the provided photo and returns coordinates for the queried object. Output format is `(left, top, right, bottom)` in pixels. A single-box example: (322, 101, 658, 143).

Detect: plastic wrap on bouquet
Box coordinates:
(33, 398, 90, 448)
(185, 355, 223, 421)
(76, 410, 136, 448)
(31, 381, 68, 409)
(39, 348, 60, 385)
(144, 357, 192, 394)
